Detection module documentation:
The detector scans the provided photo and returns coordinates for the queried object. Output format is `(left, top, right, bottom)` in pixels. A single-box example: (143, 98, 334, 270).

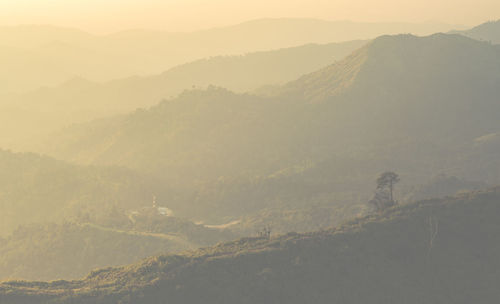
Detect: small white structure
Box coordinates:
(158, 207, 173, 216)
(152, 195, 173, 216)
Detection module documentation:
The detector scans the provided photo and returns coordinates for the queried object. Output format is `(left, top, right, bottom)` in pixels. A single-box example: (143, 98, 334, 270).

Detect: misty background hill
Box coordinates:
(2, 19, 495, 153)
(3, 188, 500, 303)
(0, 17, 469, 151)
(0, 19, 459, 94)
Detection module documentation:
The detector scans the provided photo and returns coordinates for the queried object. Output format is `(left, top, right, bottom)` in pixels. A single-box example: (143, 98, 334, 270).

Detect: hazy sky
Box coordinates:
(0, 0, 498, 33)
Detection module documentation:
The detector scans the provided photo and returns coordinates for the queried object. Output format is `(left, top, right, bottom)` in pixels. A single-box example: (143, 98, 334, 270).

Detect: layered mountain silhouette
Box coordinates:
(0, 19, 456, 94)
(46, 33, 500, 156)
(1, 21, 500, 302)
(0, 40, 367, 151)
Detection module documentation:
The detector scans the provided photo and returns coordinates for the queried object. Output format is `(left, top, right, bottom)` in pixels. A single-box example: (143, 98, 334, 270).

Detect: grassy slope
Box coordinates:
(2, 187, 500, 303)
(0, 222, 195, 281)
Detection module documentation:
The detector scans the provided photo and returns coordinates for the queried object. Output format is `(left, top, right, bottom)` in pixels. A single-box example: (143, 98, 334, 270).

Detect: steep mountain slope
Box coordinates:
(451, 19, 500, 44)
(283, 33, 500, 140)
(3, 187, 500, 304)
(42, 34, 500, 223)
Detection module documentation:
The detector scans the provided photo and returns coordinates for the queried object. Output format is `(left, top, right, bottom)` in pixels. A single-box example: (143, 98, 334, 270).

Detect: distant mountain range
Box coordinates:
(3, 19, 497, 152)
(0, 40, 366, 150)
(0, 19, 460, 94)
(0, 41, 366, 146)
(3, 187, 500, 303)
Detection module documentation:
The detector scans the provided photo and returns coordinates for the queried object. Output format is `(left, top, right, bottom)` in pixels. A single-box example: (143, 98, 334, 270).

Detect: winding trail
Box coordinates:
(79, 223, 198, 250)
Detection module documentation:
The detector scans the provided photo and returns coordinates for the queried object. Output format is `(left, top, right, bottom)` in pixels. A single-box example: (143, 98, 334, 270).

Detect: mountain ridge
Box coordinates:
(0, 18, 458, 94)
(281, 33, 499, 102)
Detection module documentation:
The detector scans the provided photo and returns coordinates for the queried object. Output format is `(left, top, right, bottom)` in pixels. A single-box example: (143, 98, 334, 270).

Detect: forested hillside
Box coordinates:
(0, 149, 161, 236)
(3, 188, 500, 303)
(40, 34, 500, 223)
(0, 149, 240, 281)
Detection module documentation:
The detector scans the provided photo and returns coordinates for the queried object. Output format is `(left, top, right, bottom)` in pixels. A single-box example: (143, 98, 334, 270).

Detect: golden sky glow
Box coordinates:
(0, 0, 499, 33)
